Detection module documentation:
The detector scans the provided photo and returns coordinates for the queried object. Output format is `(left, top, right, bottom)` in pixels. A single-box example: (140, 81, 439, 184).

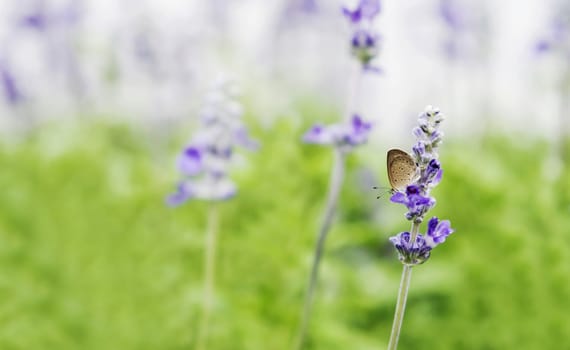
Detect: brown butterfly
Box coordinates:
(386, 149, 418, 193)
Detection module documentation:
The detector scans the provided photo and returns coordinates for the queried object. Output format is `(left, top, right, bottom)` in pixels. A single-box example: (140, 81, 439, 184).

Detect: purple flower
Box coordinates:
(420, 158, 443, 188)
(412, 141, 431, 164)
(166, 183, 193, 207)
(303, 114, 372, 152)
(348, 114, 372, 142)
(342, 1, 382, 68)
(234, 127, 260, 150)
(351, 30, 381, 65)
(389, 217, 455, 264)
(21, 14, 48, 30)
(342, 0, 381, 23)
(389, 232, 432, 265)
(177, 146, 203, 176)
(166, 178, 237, 206)
(425, 217, 454, 247)
(438, 0, 465, 31)
(20, 1, 81, 31)
(412, 106, 444, 168)
(437, 0, 489, 61)
(166, 77, 257, 206)
(390, 185, 435, 221)
(303, 125, 332, 144)
(389, 106, 445, 221)
(535, 40, 551, 53)
(535, 12, 570, 58)
(301, 0, 318, 13)
(388, 106, 454, 265)
(0, 64, 24, 105)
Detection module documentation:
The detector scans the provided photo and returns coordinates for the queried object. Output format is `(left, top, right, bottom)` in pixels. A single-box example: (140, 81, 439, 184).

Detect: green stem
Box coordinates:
(196, 204, 220, 350)
(294, 150, 346, 350)
(386, 221, 420, 350)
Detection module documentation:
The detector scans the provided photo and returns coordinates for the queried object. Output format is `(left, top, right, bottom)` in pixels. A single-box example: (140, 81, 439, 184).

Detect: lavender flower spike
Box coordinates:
(534, 5, 570, 59)
(390, 106, 445, 222)
(386, 106, 455, 350)
(342, 0, 381, 23)
(303, 114, 372, 153)
(343, 0, 382, 69)
(166, 77, 257, 205)
(388, 106, 454, 262)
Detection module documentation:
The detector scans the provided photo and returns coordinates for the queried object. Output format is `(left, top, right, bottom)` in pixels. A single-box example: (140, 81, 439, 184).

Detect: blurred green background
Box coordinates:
(0, 107, 568, 350)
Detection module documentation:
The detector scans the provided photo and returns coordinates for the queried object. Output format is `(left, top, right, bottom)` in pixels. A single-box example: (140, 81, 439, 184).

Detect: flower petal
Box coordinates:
(427, 217, 439, 237)
(390, 192, 408, 205)
(177, 146, 203, 175)
(165, 182, 193, 207)
(303, 124, 334, 144)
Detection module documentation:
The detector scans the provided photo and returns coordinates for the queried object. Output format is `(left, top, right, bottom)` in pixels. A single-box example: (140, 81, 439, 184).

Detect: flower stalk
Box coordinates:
(295, 2, 380, 348)
(196, 204, 220, 350)
(386, 220, 419, 350)
(385, 106, 455, 349)
(294, 150, 345, 350)
(165, 77, 257, 350)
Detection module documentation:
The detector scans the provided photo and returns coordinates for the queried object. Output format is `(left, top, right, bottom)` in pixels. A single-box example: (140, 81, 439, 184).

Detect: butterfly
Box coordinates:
(387, 148, 419, 192)
(374, 149, 418, 198)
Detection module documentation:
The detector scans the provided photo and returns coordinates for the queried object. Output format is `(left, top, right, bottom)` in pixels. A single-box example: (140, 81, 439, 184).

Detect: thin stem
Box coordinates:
(294, 150, 346, 350)
(386, 221, 420, 350)
(196, 204, 220, 350)
(344, 61, 363, 121)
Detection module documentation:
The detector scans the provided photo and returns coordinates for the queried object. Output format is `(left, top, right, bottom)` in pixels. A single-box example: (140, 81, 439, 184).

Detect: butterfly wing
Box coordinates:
(387, 149, 417, 192)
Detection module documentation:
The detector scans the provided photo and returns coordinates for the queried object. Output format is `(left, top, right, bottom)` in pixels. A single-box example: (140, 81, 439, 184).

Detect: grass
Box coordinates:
(0, 119, 568, 349)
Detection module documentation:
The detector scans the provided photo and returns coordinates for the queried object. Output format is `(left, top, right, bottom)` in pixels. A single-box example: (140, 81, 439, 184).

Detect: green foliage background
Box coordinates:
(0, 115, 568, 349)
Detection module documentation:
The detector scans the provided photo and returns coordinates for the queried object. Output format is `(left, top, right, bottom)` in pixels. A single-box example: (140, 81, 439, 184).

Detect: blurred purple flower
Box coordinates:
(437, 0, 490, 61)
(166, 78, 257, 206)
(301, 0, 318, 13)
(535, 12, 570, 58)
(177, 147, 204, 176)
(303, 114, 372, 152)
(342, 0, 381, 23)
(351, 30, 381, 66)
(0, 64, 24, 105)
(21, 13, 48, 30)
(19, 0, 82, 31)
(438, 0, 465, 31)
(342, 1, 382, 69)
(288, 0, 319, 14)
(166, 183, 193, 206)
(535, 40, 551, 53)
(167, 177, 237, 205)
(234, 127, 260, 150)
